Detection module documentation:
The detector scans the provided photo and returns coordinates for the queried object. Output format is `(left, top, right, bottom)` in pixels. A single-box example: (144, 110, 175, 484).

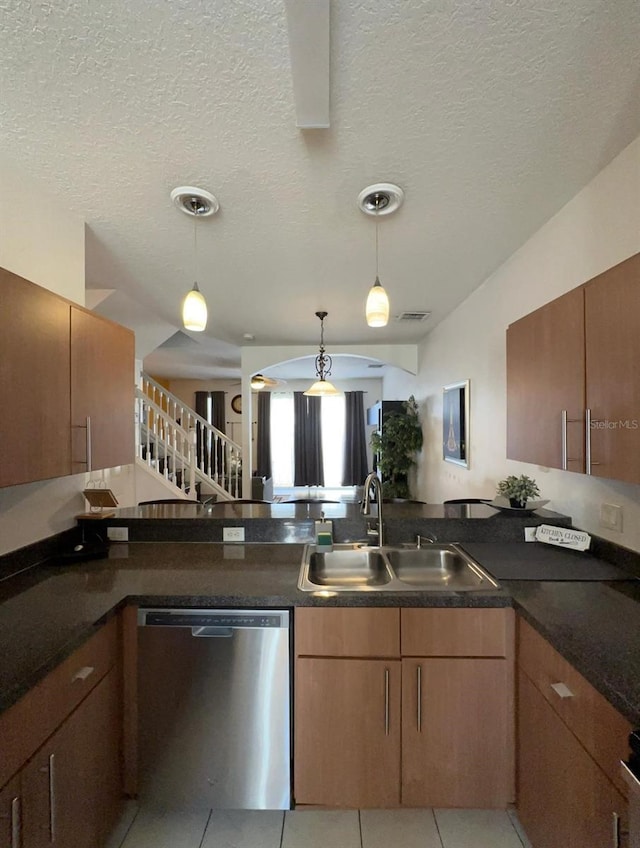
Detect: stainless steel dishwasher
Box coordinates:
(137, 608, 291, 810)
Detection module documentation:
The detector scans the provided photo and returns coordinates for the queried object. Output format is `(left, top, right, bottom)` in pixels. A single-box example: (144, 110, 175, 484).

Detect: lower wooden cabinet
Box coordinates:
(518, 669, 627, 848)
(402, 658, 512, 808)
(295, 658, 401, 808)
(294, 607, 514, 809)
(19, 668, 121, 848)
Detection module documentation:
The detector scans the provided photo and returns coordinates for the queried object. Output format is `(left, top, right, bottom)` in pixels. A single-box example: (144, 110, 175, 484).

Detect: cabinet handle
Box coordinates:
(550, 681, 574, 699)
(72, 665, 95, 683)
(48, 753, 56, 843)
(417, 665, 422, 732)
(11, 797, 20, 848)
(384, 668, 390, 736)
(612, 811, 629, 847)
(86, 416, 92, 472)
(561, 410, 582, 469)
(585, 409, 602, 474)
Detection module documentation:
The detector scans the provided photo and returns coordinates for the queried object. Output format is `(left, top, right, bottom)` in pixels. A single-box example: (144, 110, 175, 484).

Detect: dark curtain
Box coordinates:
(293, 392, 324, 486)
(210, 391, 226, 435)
(194, 391, 209, 470)
(256, 392, 272, 478)
(342, 391, 368, 485)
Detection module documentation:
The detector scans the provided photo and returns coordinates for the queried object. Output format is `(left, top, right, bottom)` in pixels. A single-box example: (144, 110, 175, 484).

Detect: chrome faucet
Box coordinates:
(361, 471, 384, 547)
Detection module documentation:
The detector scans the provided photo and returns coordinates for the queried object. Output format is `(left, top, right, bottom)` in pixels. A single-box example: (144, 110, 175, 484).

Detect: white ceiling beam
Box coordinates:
(284, 0, 330, 128)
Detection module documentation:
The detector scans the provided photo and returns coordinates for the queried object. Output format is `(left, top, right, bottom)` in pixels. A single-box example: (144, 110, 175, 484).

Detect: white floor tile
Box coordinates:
(435, 809, 523, 848)
(361, 809, 442, 848)
(119, 807, 211, 848)
(281, 810, 361, 848)
(201, 810, 284, 848)
(506, 808, 533, 848)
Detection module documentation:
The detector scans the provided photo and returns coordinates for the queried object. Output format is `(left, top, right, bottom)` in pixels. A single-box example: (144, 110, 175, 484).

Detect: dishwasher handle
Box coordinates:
(191, 626, 234, 638)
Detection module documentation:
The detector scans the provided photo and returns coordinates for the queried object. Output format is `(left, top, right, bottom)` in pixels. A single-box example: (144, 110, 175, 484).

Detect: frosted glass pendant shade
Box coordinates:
(304, 379, 340, 397)
(366, 276, 389, 327)
(182, 282, 207, 331)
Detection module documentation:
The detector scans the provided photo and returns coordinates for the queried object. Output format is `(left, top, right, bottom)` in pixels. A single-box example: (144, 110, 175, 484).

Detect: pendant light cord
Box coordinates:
(193, 211, 198, 286)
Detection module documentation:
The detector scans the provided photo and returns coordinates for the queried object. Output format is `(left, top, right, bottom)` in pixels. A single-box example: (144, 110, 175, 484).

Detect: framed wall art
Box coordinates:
(443, 380, 469, 468)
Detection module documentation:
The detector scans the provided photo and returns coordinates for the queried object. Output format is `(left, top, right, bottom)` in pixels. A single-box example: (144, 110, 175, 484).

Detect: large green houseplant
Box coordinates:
(370, 396, 423, 499)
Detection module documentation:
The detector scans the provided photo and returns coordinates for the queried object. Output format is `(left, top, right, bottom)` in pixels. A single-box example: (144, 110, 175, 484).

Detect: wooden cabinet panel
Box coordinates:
(0, 618, 118, 790)
(518, 617, 631, 796)
(401, 608, 511, 657)
(506, 287, 585, 471)
(295, 607, 400, 658)
(294, 658, 401, 807)
(21, 669, 122, 848)
(402, 657, 513, 808)
(585, 252, 640, 484)
(0, 269, 71, 487)
(71, 306, 134, 473)
(0, 775, 21, 848)
(518, 669, 627, 848)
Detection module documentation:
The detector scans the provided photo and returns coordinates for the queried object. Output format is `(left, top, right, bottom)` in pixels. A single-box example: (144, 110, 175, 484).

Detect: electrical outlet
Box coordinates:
(600, 503, 623, 532)
(223, 526, 245, 542)
(107, 526, 129, 541)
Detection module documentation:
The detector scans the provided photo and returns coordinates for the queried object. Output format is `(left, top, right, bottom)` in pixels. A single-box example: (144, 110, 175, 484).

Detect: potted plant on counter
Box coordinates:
(496, 474, 540, 509)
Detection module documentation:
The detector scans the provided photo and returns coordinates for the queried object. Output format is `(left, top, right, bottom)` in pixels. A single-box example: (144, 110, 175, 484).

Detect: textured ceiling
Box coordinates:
(2, 0, 640, 378)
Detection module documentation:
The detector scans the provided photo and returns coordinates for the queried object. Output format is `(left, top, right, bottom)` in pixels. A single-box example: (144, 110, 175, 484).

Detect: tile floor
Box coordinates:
(110, 806, 533, 848)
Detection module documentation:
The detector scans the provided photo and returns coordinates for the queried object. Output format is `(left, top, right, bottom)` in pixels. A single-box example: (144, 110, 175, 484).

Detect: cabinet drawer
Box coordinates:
(401, 608, 512, 657)
(518, 617, 631, 796)
(295, 608, 400, 657)
(0, 617, 118, 789)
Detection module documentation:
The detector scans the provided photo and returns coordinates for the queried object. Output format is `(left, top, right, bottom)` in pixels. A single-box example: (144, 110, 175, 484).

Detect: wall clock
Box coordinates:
(231, 394, 242, 414)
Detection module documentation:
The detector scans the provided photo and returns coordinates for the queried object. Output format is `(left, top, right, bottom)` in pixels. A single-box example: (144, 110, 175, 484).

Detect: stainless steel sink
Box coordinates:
(306, 547, 392, 587)
(298, 543, 500, 593)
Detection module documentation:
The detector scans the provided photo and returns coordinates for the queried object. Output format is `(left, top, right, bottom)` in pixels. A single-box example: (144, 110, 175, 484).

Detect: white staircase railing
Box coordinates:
(136, 374, 243, 501)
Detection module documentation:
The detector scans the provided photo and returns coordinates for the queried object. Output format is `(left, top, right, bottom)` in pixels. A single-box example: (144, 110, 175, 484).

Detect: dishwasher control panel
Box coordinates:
(138, 608, 289, 629)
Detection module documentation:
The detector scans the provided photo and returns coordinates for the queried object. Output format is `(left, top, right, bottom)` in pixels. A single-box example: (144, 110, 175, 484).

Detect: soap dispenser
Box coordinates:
(315, 511, 333, 552)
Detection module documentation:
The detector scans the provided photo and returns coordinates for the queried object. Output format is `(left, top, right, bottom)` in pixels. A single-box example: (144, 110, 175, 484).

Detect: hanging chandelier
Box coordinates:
(170, 186, 219, 332)
(358, 183, 404, 328)
(304, 311, 341, 397)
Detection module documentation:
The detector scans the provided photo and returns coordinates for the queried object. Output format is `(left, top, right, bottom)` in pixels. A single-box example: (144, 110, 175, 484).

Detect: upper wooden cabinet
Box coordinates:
(71, 307, 135, 473)
(507, 287, 585, 471)
(0, 269, 72, 487)
(0, 268, 135, 487)
(584, 253, 640, 484)
(506, 251, 640, 484)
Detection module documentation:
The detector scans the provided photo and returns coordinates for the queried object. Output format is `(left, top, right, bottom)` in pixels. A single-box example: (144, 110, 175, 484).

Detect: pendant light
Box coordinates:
(304, 311, 341, 397)
(358, 183, 404, 328)
(170, 186, 219, 332)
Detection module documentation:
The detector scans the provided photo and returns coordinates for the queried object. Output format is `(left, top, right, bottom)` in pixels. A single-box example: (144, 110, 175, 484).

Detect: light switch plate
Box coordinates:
(600, 503, 623, 532)
(223, 526, 245, 542)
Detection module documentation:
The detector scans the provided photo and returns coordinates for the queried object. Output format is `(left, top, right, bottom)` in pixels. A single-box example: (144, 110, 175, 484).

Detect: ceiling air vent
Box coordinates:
(395, 311, 431, 322)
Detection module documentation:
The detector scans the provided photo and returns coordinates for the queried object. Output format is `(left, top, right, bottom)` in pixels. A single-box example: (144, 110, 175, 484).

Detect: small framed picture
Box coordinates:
(231, 394, 242, 415)
(443, 380, 469, 468)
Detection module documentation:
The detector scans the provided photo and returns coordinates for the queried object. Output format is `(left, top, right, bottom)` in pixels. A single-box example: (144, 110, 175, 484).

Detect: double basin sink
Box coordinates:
(298, 542, 500, 593)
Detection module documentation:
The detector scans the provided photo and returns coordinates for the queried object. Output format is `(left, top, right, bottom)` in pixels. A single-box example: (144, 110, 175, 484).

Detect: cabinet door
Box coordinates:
(0, 269, 71, 487)
(507, 287, 585, 470)
(71, 306, 134, 473)
(518, 670, 627, 848)
(0, 775, 21, 848)
(294, 658, 401, 808)
(402, 658, 513, 808)
(296, 608, 400, 658)
(22, 670, 122, 848)
(585, 252, 640, 484)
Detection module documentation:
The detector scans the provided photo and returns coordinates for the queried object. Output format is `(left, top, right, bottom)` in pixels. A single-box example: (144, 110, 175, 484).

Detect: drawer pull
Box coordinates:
(417, 665, 422, 732)
(0, 798, 21, 848)
(550, 681, 574, 699)
(72, 665, 95, 683)
(384, 668, 390, 736)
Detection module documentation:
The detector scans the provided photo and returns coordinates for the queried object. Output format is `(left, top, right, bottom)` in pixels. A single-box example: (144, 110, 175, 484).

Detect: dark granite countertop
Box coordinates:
(1, 539, 640, 727)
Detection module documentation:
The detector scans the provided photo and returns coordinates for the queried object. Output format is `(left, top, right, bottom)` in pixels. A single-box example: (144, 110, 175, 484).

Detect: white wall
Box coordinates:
(0, 158, 85, 304)
(0, 164, 138, 556)
(386, 134, 640, 550)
